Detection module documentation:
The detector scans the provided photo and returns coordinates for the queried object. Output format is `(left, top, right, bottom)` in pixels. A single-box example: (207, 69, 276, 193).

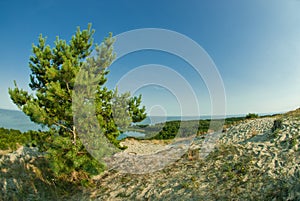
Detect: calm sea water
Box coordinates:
(0, 109, 219, 131)
(0, 109, 44, 132)
(0, 108, 253, 133)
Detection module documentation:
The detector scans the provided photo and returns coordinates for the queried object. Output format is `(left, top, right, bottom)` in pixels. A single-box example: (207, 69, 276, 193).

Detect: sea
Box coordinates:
(0, 109, 44, 132)
(0, 108, 239, 132)
(2, 108, 275, 138)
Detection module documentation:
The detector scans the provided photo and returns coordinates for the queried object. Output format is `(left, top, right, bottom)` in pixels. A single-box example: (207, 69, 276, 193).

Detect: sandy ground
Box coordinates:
(1, 116, 299, 200)
(92, 117, 300, 200)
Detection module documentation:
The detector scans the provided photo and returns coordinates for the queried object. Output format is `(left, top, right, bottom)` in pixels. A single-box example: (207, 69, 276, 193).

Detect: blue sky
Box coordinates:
(0, 0, 300, 116)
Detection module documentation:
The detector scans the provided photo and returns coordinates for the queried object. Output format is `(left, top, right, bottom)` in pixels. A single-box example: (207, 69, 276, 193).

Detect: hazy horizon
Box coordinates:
(0, 107, 284, 117)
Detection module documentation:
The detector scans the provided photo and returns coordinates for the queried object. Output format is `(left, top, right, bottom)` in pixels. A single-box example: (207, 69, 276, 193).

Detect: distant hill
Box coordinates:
(0, 109, 44, 132)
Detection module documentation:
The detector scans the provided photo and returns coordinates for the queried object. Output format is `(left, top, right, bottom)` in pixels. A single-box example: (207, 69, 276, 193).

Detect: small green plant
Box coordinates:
(180, 181, 190, 189)
(116, 192, 129, 198)
(272, 128, 281, 138)
(290, 138, 297, 147)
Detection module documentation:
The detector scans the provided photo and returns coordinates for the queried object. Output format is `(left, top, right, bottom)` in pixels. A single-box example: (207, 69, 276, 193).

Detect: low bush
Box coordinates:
(271, 119, 283, 132)
(245, 113, 259, 119)
(142, 117, 246, 140)
(0, 127, 30, 151)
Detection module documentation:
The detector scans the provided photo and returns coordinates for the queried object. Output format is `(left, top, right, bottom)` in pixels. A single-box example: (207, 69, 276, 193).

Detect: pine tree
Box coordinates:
(8, 24, 146, 179)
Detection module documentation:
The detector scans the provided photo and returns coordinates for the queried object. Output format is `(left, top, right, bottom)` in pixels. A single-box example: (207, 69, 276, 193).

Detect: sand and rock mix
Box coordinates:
(1, 115, 299, 200)
(89, 116, 300, 200)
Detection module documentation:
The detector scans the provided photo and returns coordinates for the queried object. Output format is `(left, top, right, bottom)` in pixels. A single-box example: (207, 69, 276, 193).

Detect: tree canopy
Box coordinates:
(8, 24, 146, 178)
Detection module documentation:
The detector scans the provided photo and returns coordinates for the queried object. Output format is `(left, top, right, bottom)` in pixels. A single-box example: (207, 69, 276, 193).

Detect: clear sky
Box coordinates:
(0, 0, 300, 116)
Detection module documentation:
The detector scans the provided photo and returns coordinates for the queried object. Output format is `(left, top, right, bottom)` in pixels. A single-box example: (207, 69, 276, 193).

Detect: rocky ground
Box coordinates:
(1, 115, 299, 200)
(0, 146, 52, 200)
(84, 116, 300, 200)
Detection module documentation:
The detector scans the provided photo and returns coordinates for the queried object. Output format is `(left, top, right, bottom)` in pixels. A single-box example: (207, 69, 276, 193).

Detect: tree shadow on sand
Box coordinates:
(0, 147, 86, 201)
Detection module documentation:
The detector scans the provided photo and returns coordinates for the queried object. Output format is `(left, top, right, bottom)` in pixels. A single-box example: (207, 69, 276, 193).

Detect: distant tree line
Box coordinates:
(132, 116, 246, 140)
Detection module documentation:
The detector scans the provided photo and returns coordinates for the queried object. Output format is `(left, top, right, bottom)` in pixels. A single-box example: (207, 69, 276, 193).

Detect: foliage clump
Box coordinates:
(137, 117, 245, 140)
(271, 119, 283, 132)
(8, 24, 146, 179)
(0, 128, 30, 151)
(245, 113, 259, 119)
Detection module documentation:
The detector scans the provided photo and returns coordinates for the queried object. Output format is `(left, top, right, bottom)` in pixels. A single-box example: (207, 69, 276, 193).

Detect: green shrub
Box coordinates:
(150, 121, 180, 140)
(245, 113, 259, 119)
(290, 138, 297, 147)
(271, 119, 283, 132)
(272, 129, 281, 138)
(143, 117, 246, 140)
(0, 127, 31, 151)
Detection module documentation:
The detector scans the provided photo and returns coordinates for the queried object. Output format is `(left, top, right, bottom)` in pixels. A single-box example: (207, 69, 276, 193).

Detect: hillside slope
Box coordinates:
(1, 113, 299, 200)
(84, 116, 299, 200)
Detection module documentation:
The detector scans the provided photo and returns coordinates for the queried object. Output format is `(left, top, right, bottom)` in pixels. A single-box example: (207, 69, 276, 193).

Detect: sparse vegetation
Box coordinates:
(1, 109, 299, 200)
(245, 113, 259, 119)
(283, 107, 300, 118)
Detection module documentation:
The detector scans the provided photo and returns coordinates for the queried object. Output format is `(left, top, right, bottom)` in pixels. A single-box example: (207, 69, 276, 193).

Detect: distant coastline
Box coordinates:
(0, 109, 44, 132)
(0, 108, 279, 132)
(137, 112, 278, 125)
